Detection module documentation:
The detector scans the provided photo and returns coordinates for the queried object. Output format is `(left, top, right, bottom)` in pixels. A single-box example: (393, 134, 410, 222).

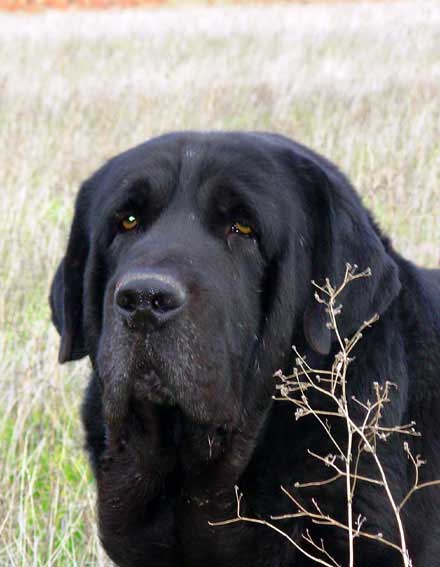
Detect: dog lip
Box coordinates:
(134, 369, 176, 406)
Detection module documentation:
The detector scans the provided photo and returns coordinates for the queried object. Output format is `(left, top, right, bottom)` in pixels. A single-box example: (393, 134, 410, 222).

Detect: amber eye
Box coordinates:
(231, 221, 254, 237)
(120, 214, 138, 231)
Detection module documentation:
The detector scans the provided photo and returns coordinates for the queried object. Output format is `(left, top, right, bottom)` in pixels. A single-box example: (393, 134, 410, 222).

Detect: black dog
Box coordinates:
(50, 132, 440, 566)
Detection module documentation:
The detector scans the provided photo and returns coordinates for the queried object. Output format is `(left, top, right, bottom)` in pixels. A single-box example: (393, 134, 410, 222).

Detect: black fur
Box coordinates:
(50, 132, 440, 566)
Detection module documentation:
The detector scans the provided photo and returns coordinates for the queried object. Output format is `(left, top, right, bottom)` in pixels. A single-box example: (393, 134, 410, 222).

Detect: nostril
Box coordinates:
(116, 289, 138, 313)
(151, 293, 165, 313)
(150, 290, 185, 314)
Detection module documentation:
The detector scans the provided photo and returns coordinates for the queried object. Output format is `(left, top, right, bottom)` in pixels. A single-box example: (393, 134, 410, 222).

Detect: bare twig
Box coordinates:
(212, 265, 440, 567)
(209, 487, 340, 567)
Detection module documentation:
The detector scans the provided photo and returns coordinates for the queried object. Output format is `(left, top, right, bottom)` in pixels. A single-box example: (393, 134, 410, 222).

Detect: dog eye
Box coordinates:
(120, 214, 138, 231)
(230, 221, 254, 237)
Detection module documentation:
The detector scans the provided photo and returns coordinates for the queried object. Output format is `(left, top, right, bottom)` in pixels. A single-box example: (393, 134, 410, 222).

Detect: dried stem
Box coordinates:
(209, 487, 339, 567)
(212, 265, 440, 567)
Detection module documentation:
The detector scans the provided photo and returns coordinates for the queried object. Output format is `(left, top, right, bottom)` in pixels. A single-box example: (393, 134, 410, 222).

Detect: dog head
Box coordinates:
(50, 132, 400, 430)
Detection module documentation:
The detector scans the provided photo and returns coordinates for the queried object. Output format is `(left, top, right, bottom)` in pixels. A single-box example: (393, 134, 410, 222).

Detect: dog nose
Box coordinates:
(115, 273, 187, 327)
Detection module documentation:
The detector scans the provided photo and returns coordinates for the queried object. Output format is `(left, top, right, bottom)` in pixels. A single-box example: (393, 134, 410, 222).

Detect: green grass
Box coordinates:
(0, 2, 439, 565)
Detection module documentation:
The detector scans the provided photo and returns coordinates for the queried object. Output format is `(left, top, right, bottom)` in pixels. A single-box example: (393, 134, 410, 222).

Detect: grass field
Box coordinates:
(0, 2, 439, 565)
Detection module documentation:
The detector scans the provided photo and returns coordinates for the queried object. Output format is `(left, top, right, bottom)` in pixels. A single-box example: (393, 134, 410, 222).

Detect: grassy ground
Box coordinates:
(0, 2, 439, 565)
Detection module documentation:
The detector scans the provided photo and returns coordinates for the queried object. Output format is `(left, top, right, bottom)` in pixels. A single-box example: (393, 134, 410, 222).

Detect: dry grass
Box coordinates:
(0, 2, 439, 565)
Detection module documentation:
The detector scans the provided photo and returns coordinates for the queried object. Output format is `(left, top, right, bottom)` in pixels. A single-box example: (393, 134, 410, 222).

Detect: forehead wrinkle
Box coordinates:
(178, 139, 260, 190)
(178, 143, 205, 188)
(109, 162, 177, 213)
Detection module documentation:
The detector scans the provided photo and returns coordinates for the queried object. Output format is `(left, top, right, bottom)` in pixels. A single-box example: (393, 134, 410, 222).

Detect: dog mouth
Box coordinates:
(99, 349, 177, 430)
(98, 320, 240, 431)
(133, 368, 177, 407)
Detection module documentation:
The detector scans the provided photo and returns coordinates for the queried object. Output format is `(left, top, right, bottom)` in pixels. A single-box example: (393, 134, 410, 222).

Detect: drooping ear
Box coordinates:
(49, 177, 96, 363)
(49, 259, 67, 338)
(296, 148, 401, 355)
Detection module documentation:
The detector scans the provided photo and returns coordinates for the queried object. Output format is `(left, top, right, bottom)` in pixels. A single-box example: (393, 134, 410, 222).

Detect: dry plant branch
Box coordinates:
(209, 486, 340, 567)
(212, 264, 440, 567)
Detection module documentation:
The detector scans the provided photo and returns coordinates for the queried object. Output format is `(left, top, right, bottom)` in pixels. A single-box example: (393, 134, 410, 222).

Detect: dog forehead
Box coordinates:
(101, 132, 283, 213)
(155, 132, 270, 172)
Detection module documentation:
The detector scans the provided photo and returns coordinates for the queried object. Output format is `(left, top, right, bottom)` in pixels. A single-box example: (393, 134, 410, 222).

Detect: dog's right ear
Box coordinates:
(49, 173, 101, 364)
(49, 259, 68, 340)
(49, 216, 89, 363)
(50, 258, 89, 363)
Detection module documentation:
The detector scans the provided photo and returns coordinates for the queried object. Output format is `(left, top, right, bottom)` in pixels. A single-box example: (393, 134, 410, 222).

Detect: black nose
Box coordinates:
(115, 273, 187, 328)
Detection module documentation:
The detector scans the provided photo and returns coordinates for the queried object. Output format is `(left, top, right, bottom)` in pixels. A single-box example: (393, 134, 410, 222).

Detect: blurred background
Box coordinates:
(0, 1, 438, 564)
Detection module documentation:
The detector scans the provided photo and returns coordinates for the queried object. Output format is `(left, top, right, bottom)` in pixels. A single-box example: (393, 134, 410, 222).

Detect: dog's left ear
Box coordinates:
(295, 148, 401, 355)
